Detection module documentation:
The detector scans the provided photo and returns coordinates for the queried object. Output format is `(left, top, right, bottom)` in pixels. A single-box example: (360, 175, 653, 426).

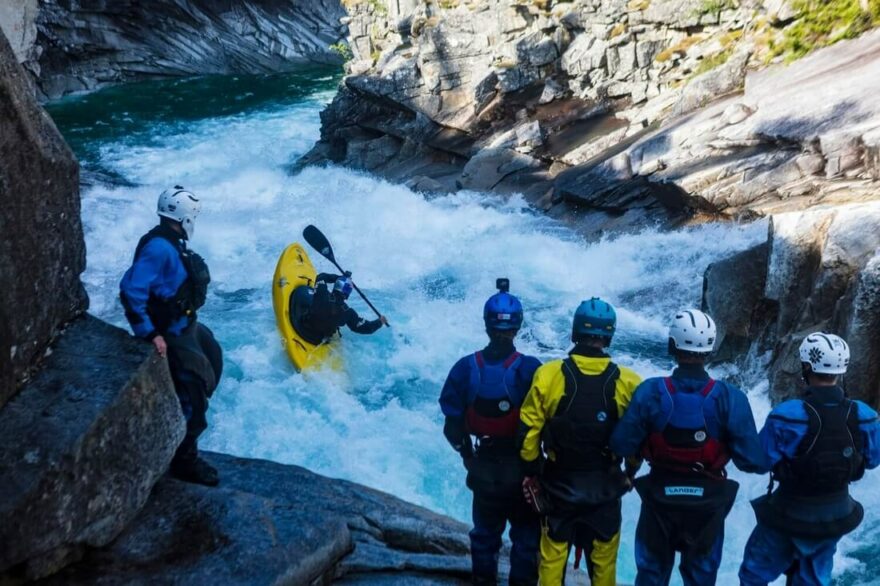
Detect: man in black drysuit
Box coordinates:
(290, 272, 386, 344)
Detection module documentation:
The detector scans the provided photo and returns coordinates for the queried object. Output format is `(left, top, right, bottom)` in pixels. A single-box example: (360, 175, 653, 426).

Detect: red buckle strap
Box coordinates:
(664, 377, 716, 396)
(502, 351, 522, 369)
(701, 379, 716, 397)
(474, 351, 484, 368)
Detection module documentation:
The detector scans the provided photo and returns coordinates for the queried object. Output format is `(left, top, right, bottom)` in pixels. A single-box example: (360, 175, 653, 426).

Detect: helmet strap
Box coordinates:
(487, 329, 518, 342)
(572, 333, 610, 349)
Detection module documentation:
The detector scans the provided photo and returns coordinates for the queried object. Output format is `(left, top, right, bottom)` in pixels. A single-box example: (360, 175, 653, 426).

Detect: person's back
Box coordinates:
(519, 297, 642, 586)
(292, 273, 385, 344)
(739, 333, 880, 586)
(439, 279, 542, 586)
(610, 309, 767, 586)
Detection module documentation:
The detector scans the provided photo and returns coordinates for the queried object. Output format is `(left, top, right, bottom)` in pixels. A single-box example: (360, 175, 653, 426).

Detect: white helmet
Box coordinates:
(669, 309, 716, 354)
(799, 332, 850, 375)
(157, 185, 201, 239)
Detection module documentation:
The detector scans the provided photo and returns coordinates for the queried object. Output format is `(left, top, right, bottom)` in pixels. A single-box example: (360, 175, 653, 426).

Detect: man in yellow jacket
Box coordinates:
(518, 298, 642, 586)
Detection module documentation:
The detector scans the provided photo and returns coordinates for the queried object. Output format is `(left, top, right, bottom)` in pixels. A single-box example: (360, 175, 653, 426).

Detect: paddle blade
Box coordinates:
(303, 224, 335, 262)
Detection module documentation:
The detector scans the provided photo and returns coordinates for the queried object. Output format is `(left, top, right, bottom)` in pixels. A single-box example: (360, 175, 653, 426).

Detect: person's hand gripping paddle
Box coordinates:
(303, 224, 389, 327)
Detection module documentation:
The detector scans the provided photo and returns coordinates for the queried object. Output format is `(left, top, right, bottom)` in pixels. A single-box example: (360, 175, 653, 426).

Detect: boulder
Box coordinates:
(0, 315, 185, 579)
(458, 147, 542, 191)
(0, 28, 86, 408)
(702, 240, 771, 363)
(673, 48, 750, 116)
(41, 452, 472, 585)
(704, 203, 880, 406)
(40, 479, 352, 586)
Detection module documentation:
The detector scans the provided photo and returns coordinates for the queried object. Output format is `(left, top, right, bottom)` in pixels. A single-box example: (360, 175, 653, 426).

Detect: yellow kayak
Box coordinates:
(272, 243, 337, 371)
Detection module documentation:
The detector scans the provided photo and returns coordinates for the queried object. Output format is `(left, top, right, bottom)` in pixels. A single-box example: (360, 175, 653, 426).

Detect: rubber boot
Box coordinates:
(170, 435, 219, 487)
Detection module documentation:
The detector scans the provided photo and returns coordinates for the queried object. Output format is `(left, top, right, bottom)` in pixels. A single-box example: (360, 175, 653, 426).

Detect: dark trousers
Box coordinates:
(166, 322, 222, 460)
(634, 506, 725, 586)
(471, 492, 540, 585)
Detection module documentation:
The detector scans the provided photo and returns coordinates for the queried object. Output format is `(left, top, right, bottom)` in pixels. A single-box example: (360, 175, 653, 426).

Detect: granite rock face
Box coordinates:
(303, 1, 880, 238)
(567, 28, 880, 223)
(0, 316, 185, 579)
(0, 28, 86, 408)
(42, 452, 472, 585)
(0, 0, 348, 100)
(703, 202, 880, 406)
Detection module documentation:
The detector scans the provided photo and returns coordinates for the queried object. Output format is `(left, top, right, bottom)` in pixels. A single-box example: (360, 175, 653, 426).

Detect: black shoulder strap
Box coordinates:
(845, 400, 863, 453)
(557, 358, 619, 416)
(134, 224, 185, 261)
(795, 399, 823, 458)
(558, 358, 579, 415)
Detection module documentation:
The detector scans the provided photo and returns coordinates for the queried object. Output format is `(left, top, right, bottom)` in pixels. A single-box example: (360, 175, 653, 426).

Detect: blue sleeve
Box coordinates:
(515, 356, 541, 401)
(119, 240, 168, 338)
(439, 357, 472, 419)
(722, 384, 770, 473)
(609, 380, 657, 457)
(857, 401, 880, 469)
(759, 400, 809, 468)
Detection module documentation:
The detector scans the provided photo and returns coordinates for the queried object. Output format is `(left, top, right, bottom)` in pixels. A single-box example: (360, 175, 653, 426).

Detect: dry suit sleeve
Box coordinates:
(519, 363, 554, 464)
(344, 308, 383, 335)
(119, 240, 166, 338)
(857, 401, 880, 469)
(316, 273, 338, 285)
(724, 384, 771, 473)
(614, 366, 643, 417)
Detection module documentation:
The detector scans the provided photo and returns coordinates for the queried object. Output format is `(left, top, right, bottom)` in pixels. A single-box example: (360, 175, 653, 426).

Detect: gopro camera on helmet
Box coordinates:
(496, 278, 510, 293)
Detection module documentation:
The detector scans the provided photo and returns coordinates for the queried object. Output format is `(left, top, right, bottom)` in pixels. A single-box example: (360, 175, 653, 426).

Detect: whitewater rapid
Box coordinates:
(52, 72, 878, 585)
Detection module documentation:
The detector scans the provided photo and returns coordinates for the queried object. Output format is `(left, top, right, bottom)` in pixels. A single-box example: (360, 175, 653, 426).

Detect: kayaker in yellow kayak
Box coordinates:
(290, 272, 387, 345)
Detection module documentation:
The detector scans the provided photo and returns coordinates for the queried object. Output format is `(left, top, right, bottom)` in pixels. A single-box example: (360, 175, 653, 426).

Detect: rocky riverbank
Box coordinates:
(0, 23, 471, 585)
(0, 0, 348, 100)
(299, 0, 880, 231)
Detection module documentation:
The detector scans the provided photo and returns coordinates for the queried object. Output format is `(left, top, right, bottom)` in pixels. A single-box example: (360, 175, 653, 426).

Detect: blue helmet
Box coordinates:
(572, 297, 616, 340)
(333, 276, 353, 299)
(484, 278, 523, 331)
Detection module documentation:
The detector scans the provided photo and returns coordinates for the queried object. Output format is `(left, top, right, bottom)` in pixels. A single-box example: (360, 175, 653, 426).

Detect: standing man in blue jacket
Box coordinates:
(440, 279, 542, 585)
(120, 186, 223, 487)
(609, 309, 767, 586)
(739, 332, 880, 586)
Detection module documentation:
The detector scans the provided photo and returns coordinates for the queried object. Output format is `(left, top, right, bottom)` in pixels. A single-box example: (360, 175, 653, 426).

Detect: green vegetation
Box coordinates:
(438, 0, 459, 8)
(770, 0, 880, 61)
(627, 0, 651, 10)
(697, 0, 737, 15)
(329, 42, 353, 62)
(691, 48, 732, 77)
(342, 0, 387, 14)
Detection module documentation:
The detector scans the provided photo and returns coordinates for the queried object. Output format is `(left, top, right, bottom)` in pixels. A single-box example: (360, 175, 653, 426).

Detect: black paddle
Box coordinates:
(303, 224, 389, 327)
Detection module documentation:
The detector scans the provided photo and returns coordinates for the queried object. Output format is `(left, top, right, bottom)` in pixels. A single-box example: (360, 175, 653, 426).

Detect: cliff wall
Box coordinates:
(0, 0, 348, 100)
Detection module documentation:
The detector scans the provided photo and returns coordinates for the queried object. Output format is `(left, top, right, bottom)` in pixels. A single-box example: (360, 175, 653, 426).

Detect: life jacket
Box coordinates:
(642, 378, 730, 478)
(464, 351, 523, 440)
(774, 394, 865, 496)
(123, 224, 210, 333)
(541, 358, 621, 471)
(302, 282, 347, 341)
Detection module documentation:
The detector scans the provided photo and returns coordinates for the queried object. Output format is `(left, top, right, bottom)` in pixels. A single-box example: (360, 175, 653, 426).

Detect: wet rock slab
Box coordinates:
(42, 452, 472, 585)
(0, 315, 184, 579)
